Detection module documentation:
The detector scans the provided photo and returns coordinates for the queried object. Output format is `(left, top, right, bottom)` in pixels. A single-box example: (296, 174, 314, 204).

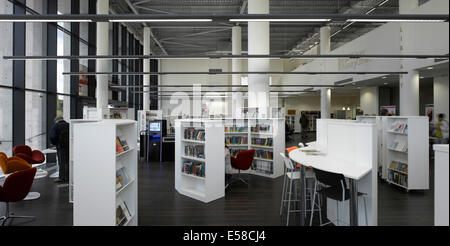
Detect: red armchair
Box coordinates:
(0, 152, 32, 174)
(13, 145, 45, 164)
(0, 167, 37, 226)
(229, 149, 255, 186)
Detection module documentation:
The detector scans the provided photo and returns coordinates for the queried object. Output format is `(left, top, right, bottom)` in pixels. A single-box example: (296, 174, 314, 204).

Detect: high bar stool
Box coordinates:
(279, 153, 322, 226)
(310, 168, 368, 226)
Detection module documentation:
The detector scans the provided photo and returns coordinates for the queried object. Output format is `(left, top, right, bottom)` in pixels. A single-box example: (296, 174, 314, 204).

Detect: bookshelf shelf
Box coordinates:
(116, 148, 135, 157)
(73, 120, 138, 226)
(251, 145, 273, 149)
(182, 139, 205, 144)
(225, 132, 247, 135)
(387, 168, 408, 175)
(387, 148, 408, 153)
(181, 155, 206, 163)
(253, 157, 273, 162)
(181, 172, 206, 180)
(227, 144, 249, 147)
(116, 179, 136, 195)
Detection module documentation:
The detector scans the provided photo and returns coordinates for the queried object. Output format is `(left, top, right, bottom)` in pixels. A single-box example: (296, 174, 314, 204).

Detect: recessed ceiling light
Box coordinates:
(420, 76, 425, 79)
(427, 67, 434, 70)
(384, 82, 388, 85)
(382, 77, 387, 79)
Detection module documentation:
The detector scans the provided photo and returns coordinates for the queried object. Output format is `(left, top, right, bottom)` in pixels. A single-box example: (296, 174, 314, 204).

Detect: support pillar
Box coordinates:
(360, 87, 379, 116)
(143, 27, 151, 111)
(248, 0, 270, 117)
(96, 0, 109, 119)
(319, 26, 331, 118)
(232, 25, 242, 118)
(399, 71, 419, 116)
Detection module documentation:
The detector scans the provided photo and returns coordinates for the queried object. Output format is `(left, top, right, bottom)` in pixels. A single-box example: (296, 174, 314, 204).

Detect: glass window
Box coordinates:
(57, 95, 70, 120)
(25, 0, 46, 90)
(25, 91, 46, 151)
(79, 0, 89, 96)
(0, 0, 13, 86)
(0, 88, 12, 155)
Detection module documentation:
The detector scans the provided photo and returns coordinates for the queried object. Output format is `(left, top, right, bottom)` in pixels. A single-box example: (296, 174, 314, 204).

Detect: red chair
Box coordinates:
(0, 168, 37, 226)
(13, 145, 45, 164)
(229, 149, 255, 186)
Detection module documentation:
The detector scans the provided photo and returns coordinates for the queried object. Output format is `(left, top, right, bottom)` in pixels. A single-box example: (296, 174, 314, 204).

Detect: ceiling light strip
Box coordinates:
(64, 71, 408, 75)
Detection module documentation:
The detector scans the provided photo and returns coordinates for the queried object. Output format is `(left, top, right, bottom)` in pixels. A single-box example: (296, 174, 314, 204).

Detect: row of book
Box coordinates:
(225, 136, 248, 145)
(184, 128, 205, 141)
(116, 167, 131, 191)
(391, 123, 408, 134)
(254, 150, 273, 160)
(116, 197, 132, 226)
(389, 140, 408, 152)
(251, 138, 273, 147)
(184, 145, 205, 159)
(251, 161, 273, 175)
(251, 125, 272, 133)
(225, 126, 247, 133)
(389, 160, 408, 173)
(116, 136, 130, 154)
(182, 161, 205, 178)
(388, 171, 408, 187)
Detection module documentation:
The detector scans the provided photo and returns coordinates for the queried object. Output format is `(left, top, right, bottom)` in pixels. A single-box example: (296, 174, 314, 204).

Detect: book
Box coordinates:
(120, 139, 130, 151)
(116, 199, 132, 226)
(116, 167, 130, 191)
(116, 137, 125, 154)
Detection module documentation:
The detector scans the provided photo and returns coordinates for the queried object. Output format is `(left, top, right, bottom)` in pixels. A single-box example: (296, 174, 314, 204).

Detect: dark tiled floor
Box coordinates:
(0, 132, 434, 226)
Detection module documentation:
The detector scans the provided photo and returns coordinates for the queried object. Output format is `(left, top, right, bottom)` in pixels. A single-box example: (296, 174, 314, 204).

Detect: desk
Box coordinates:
(289, 142, 372, 226)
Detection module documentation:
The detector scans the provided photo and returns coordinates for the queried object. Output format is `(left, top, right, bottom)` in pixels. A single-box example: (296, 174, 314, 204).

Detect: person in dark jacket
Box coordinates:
(49, 116, 70, 183)
(299, 113, 309, 144)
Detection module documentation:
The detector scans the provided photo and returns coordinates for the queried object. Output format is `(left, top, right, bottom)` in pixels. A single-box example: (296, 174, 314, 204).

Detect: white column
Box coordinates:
(398, 0, 419, 116)
(360, 87, 379, 116)
(320, 88, 331, 119)
(399, 71, 419, 116)
(319, 26, 331, 118)
(248, 0, 270, 117)
(433, 74, 449, 120)
(232, 25, 242, 118)
(143, 27, 151, 111)
(96, 0, 109, 119)
(319, 26, 331, 55)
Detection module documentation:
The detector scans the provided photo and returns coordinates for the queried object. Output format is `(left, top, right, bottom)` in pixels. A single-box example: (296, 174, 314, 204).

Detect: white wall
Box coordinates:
(434, 74, 449, 120)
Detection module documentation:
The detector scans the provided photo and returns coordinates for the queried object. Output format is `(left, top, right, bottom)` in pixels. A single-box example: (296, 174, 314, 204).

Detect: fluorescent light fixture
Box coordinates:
(379, 0, 389, 6)
(347, 19, 446, 23)
(420, 76, 425, 79)
(229, 19, 331, 22)
(426, 67, 434, 70)
(109, 19, 212, 22)
(384, 82, 388, 85)
(0, 19, 92, 22)
(382, 77, 387, 79)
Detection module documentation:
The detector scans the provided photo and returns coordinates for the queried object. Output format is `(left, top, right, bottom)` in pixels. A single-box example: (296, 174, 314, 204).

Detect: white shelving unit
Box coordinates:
(385, 116, 429, 191)
(356, 116, 388, 179)
(434, 144, 449, 226)
(225, 118, 285, 178)
(73, 120, 138, 226)
(68, 119, 98, 203)
(175, 119, 225, 203)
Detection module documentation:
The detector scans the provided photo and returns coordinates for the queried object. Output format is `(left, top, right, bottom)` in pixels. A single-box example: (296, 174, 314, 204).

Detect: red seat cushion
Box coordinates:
(0, 168, 37, 202)
(231, 149, 255, 171)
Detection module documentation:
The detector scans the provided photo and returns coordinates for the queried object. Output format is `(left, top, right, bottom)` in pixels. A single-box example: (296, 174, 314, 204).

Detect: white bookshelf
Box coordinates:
(73, 120, 138, 226)
(68, 119, 98, 203)
(225, 118, 285, 178)
(175, 119, 225, 203)
(385, 116, 429, 191)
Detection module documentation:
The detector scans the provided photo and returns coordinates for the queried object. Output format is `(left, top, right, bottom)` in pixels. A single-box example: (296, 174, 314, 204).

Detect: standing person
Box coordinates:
(434, 113, 449, 144)
(49, 116, 70, 183)
(299, 113, 309, 144)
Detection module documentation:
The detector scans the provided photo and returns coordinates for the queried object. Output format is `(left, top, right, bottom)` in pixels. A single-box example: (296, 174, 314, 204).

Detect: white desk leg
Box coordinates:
(349, 179, 358, 226)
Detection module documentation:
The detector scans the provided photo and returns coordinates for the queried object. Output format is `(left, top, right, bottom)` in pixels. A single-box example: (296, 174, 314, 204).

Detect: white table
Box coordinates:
(42, 148, 58, 178)
(289, 142, 372, 226)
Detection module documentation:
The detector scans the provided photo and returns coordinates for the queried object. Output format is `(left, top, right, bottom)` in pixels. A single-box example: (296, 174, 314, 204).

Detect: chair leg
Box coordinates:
(286, 178, 293, 226)
(280, 171, 287, 216)
(336, 201, 339, 226)
(1, 203, 36, 226)
(363, 196, 368, 226)
(318, 193, 322, 225)
(309, 181, 317, 226)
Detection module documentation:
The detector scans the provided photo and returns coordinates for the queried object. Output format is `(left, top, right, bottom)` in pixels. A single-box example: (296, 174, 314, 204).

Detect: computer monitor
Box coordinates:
(149, 122, 161, 132)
